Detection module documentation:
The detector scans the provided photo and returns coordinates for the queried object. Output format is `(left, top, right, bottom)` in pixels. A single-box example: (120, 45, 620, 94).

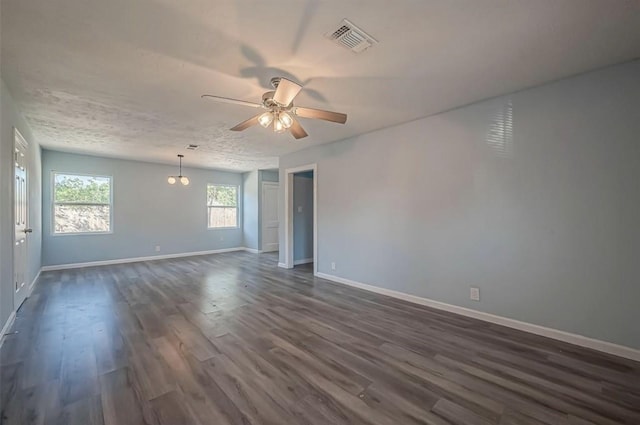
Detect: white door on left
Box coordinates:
(262, 182, 280, 252)
(14, 129, 30, 309)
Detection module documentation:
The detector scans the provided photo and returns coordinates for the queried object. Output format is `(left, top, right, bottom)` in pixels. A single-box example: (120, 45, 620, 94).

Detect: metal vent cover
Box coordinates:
(325, 19, 378, 53)
(185, 144, 199, 150)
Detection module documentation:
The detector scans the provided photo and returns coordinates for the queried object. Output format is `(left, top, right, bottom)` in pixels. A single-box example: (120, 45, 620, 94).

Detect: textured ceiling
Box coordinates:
(2, 0, 640, 171)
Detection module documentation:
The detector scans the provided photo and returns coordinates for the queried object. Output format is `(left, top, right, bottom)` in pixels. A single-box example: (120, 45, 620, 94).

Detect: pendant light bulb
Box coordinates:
(180, 176, 190, 185)
(258, 111, 274, 128)
(167, 176, 176, 185)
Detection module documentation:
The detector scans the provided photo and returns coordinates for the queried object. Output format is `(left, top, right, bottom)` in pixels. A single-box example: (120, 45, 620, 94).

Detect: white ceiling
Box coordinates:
(2, 0, 640, 171)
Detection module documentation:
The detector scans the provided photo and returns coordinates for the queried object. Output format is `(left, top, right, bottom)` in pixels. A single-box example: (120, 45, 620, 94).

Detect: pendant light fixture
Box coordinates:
(168, 154, 189, 185)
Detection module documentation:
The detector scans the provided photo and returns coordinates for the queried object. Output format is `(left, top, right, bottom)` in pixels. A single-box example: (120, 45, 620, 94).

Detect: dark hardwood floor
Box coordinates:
(1, 252, 639, 425)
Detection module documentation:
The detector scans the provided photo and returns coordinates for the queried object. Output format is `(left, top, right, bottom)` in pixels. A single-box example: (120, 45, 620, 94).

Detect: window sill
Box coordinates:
(51, 231, 113, 237)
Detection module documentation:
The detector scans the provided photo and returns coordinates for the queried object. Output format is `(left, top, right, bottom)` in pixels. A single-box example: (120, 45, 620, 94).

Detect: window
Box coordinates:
(207, 184, 238, 228)
(53, 173, 112, 234)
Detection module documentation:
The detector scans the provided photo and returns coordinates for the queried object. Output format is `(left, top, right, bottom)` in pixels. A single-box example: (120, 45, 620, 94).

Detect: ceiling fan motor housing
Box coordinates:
(262, 91, 278, 108)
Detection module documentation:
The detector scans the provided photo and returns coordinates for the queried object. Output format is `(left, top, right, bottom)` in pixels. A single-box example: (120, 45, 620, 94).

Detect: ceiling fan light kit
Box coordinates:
(168, 154, 190, 186)
(202, 77, 347, 139)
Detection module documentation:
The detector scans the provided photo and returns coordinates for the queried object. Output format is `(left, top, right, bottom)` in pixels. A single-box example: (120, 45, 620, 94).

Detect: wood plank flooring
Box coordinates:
(1, 251, 639, 425)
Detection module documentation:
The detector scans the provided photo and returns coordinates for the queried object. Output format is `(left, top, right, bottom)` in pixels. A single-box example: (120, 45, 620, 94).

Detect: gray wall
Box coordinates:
(293, 172, 313, 262)
(42, 150, 243, 266)
(242, 170, 259, 250)
(279, 60, 640, 349)
(0, 80, 42, 329)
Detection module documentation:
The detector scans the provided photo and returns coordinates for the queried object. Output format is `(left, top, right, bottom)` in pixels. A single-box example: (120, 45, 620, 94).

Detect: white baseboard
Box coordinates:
(278, 262, 290, 269)
(243, 248, 263, 254)
(41, 247, 247, 271)
(294, 258, 313, 265)
(0, 311, 17, 349)
(0, 269, 42, 349)
(315, 272, 640, 362)
(28, 269, 42, 296)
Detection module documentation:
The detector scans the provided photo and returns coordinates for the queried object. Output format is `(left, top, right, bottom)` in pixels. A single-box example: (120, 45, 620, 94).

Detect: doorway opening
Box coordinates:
(292, 170, 314, 269)
(284, 164, 317, 274)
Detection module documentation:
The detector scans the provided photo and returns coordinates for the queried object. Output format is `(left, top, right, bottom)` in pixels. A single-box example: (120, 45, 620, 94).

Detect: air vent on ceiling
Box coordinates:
(325, 19, 378, 53)
(185, 144, 199, 150)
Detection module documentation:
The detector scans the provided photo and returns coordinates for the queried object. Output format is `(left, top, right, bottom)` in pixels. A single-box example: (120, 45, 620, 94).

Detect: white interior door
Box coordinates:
(14, 129, 30, 309)
(261, 182, 279, 252)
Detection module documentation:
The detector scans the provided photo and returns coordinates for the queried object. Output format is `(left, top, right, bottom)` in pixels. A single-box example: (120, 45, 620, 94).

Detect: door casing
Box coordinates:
(283, 163, 317, 274)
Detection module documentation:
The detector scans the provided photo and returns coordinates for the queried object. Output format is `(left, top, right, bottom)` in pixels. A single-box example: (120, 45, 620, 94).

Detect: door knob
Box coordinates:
(23, 228, 33, 233)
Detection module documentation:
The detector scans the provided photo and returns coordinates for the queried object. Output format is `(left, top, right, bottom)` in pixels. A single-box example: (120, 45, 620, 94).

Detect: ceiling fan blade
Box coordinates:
(293, 107, 347, 124)
(289, 118, 308, 139)
(230, 114, 261, 131)
(201, 95, 262, 108)
(273, 78, 302, 106)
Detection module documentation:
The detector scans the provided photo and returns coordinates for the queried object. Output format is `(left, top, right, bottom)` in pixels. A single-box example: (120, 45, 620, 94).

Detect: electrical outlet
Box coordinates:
(298, 206, 303, 213)
(220, 236, 224, 241)
(155, 245, 161, 252)
(331, 262, 336, 271)
(470, 287, 480, 301)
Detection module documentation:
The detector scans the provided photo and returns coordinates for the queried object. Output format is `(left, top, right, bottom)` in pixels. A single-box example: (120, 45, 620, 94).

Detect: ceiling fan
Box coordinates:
(202, 77, 347, 139)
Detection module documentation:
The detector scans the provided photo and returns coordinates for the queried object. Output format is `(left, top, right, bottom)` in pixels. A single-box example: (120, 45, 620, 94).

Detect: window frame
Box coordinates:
(206, 183, 240, 230)
(51, 171, 114, 236)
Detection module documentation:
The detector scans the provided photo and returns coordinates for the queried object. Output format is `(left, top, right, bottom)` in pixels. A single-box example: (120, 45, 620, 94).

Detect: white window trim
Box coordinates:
(206, 183, 240, 230)
(51, 171, 114, 236)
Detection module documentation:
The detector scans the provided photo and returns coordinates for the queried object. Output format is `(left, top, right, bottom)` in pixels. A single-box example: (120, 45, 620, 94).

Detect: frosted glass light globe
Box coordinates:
(273, 118, 285, 133)
(258, 112, 274, 128)
(279, 112, 293, 129)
